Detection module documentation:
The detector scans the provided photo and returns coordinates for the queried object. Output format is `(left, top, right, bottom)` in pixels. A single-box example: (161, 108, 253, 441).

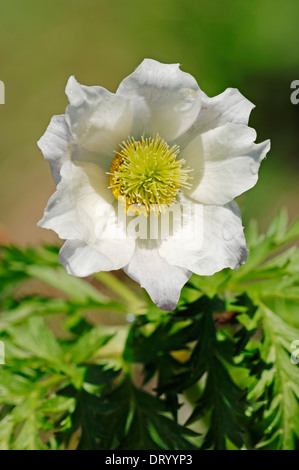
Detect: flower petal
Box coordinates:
(182, 123, 270, 205)
(59, 240, 113, 276)
(159, 198, 248, 276)
(59, 238, 135, 277)
(124, 240, 192, 311)
(38, 160, 115, 242)
(176, 87, 255, 148)
(65, 76, 132, 158)
(37, 114, 72, 184)
(117, 59, 201, 141)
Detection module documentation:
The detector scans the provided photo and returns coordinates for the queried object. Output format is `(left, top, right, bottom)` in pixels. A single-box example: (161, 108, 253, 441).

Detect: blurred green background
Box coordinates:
(1, 0, 299, 246)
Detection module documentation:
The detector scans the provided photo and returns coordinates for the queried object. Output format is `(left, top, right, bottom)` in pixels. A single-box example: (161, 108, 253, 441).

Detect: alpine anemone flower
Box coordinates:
(38, 59, 270, 310)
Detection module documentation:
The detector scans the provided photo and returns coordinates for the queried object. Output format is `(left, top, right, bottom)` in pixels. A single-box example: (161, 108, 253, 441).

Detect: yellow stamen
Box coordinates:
(108, 134, 192, 215)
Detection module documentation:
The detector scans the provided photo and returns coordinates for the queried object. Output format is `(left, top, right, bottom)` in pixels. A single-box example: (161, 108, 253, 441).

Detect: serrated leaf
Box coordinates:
(39, 396, 76, 415)
(249, 304, 299, 449)
(8, 316, 64, 364)
(69, 327, 114, 364)
(12, 414, 46, 450)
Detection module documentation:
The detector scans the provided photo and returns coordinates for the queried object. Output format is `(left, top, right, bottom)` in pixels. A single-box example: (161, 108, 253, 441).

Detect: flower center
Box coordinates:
(108, 134, 192, 215)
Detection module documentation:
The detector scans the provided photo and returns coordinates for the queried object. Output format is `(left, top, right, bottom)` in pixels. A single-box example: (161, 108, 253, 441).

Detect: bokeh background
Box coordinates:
(1, 0, 299, 246)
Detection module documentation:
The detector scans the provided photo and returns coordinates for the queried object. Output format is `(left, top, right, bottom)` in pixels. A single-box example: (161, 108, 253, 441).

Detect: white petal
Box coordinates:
(159, 198, 248, 276)
(59, 240, 113, 276)
(37, 115, 72, 184)
(177, 88, 255, 147)
(117, 59, 201, 141)
(71, 146, 113, 172)
(124, 240, 192, 311)
(65, 76, 132, 157)
(38, 160, 115, 242)
(59, 238, 135, 277)
(182, 123, 270, 205)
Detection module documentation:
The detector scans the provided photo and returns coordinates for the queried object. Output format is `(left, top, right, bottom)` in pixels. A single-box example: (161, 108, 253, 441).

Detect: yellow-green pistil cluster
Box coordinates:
(109, 134, 192, 215)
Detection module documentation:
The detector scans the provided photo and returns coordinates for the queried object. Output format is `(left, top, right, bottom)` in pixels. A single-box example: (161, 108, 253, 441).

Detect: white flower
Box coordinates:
(38, 59, 270, 311)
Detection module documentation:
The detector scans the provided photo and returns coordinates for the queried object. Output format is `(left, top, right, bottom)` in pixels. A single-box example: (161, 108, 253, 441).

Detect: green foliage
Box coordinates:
(1, 211, 299, 450)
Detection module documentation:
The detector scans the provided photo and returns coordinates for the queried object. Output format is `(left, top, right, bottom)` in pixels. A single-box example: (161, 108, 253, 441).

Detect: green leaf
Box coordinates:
(0, 416, 14, 450)
(96, 377, 198, 450)
(69, 327, 114, 364)
(8, 316, 64, 364)
(39, 396, 76, 415)
(247, 304, 299, 449)
(12, 414, 46, 450)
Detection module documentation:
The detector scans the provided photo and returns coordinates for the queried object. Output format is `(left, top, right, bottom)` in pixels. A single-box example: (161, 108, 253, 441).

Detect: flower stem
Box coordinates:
(94, 271, 145, 314)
